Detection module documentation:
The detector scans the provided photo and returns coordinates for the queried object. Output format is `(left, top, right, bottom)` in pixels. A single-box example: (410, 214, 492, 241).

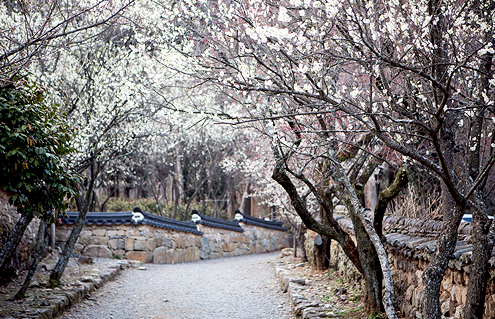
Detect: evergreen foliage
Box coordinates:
(0, 80, 78, 220)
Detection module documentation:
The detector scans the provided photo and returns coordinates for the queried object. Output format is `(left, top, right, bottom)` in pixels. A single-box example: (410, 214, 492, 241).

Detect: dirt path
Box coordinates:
(59, 252, 293, 319)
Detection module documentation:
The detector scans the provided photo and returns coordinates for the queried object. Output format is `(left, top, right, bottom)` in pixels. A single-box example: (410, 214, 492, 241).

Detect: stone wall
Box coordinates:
(305, 215, 495, 319)
(0, 189, 40, 274)
(56, 224, 203, 264)
(56, 220, 288, 264)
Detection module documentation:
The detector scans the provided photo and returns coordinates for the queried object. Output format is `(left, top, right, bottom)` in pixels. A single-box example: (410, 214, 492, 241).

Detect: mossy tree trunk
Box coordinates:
(0, 214, 34, 285)
(15, 220, 48, 299)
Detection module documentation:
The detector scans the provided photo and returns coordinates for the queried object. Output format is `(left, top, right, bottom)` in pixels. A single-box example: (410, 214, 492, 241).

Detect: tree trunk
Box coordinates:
(374, 166, 409, 241)
(49, 174, 95, 287)
(422, 203, 464, 319)
(298, 224, 308, 263)
(228, 186, 238, 219)
(48, 196, 90, 287)
(463, 193, 494, 319)
(293, 230, 297, 258)
(332, 155, 398, 319)
(172, 179, 180, 219)
(15, 220, 48, 299)
(351, 213, 383, 313)
(314, 235, 330, 271)
(0, 214, 34, 285)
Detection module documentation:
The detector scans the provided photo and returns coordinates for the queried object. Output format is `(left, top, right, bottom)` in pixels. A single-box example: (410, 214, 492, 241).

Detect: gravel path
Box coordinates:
(59, 252, 293, 319)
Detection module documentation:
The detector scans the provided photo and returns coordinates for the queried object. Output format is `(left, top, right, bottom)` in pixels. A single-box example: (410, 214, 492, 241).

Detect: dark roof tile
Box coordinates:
(192, 212, 244, 232)
(59, 208, 202, 235)
(233, 212, 287, 231)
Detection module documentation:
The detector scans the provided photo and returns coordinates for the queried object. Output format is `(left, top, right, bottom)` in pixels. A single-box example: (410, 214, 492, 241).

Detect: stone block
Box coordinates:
(155, 237, 163, 247)
(80, 230, 92, 236)
(82, 245, 112, 258)
(153, 247, 171, 264)
(202, 237, 209, 252)
(194, 236, 202, 247)
(92, 229, 107, 236)
(74, 244, 84, 255)
(55, 231, 68, 242)
(147, 239, 156, 252)
(161, 237, 173, 248)
(117, 230, 126, 236)
(126, 229, 140, 237)
(89, 236, 109, 245)
(134, 239, 148, 251)
(106, 230, 118, 237)
(210, 252, 219, 259)
(113, 250, 125, 259)
(125, 238, 135, 251)
(176, 238, 185, 249)
(185, 246, 200, 262)
(209, 240, 216, 252)
(108, 239, 125, 250)
(77, 235, 91, 246)
(126, 251, 153, 263)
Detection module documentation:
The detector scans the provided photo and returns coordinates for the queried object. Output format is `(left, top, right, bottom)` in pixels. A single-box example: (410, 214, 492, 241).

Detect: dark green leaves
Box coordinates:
(0, 80, 79, 219)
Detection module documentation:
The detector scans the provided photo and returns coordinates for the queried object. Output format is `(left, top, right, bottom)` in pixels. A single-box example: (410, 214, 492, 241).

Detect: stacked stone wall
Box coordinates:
(0, 189, 40, 273)
(305, 216, 495, 319)
(56, 221, 288, 265)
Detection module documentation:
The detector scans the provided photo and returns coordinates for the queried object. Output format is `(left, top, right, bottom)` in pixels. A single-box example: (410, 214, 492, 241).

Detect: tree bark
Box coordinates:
(314, 235, 330, 271)
(463, 192, 495, 319)
(331, 155, 398, 319)
(48, 195, 90, 287)
(15, 220, 48, 299)
(422, 203, 464, 319)
(49, 174, 95, 287)
(297, 224, 308, 263)
(374, 165, 409, 241)
(345, 201, 383, 313)
(0, 214, 34, 285)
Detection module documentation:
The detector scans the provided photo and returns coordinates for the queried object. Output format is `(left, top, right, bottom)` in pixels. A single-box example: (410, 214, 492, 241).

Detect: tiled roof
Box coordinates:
(333, 213, 495, 268)
(60, 211, 134, 226)
(59, 208, 202, 235)
(192, 212, 244, 232)
(234, 212, 287, 231)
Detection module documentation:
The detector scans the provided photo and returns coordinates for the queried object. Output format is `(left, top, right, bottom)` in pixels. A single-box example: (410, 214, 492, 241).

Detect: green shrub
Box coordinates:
(0, 80, 78, 220)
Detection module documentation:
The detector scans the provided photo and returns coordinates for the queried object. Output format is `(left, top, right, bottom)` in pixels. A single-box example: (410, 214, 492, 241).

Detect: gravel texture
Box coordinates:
(59, 252, 293, 319)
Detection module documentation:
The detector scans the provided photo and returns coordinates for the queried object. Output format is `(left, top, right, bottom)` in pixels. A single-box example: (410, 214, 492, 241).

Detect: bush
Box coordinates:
(0, 80, 78, 220)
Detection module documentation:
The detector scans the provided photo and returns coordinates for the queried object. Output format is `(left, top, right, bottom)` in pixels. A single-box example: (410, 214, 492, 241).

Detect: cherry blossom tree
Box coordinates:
(149, 0, 495, 317)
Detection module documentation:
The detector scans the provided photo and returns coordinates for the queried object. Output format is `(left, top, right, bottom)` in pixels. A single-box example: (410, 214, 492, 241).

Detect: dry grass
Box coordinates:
(387, 183, 442, 220)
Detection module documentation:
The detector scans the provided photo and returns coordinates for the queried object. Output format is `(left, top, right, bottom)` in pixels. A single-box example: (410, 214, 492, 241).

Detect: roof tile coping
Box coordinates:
(334, 212, 473, 238)
(333, 214, 495, 267)
(233, 211, 288, 231)
(133, 207, 202, 235)
(59, 208, 203, 235)
(60, 211, 134, 226)
(191, 210, 244, 232)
